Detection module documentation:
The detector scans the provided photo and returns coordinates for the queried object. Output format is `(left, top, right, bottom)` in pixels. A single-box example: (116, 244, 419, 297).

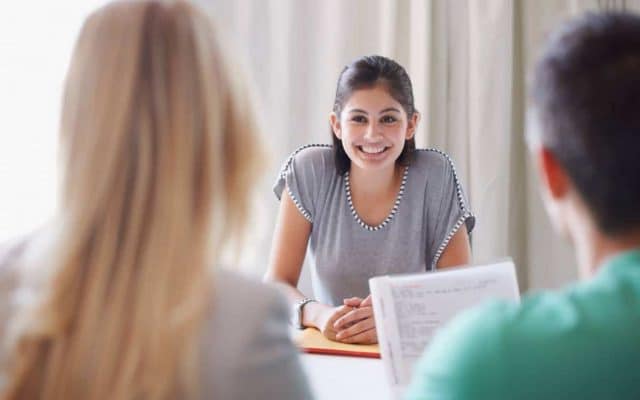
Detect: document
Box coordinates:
(369, 260, 520, 398)
(293, 327, 380, 358)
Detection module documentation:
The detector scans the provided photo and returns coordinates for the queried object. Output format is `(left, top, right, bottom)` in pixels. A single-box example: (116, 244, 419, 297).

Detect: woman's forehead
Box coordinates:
(343, 86, 402, 111)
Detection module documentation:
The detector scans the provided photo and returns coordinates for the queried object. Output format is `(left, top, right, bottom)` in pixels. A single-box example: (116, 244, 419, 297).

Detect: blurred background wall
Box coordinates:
(1, 0, 636, 294)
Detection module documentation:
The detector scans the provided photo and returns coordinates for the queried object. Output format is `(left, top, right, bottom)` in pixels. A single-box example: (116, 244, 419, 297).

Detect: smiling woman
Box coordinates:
(264, 55, 476, 345)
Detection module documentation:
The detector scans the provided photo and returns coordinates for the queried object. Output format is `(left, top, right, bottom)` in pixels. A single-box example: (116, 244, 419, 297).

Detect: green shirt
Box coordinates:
(406, 250, 640, 400)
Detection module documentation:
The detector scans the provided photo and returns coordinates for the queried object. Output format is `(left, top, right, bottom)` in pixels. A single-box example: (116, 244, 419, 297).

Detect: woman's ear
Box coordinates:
(330, 112, 341, 139)
(406, 111, 420, 139)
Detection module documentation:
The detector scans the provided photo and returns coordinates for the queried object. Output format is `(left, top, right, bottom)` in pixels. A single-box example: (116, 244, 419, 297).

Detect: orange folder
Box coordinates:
(293, 328, 380, 358)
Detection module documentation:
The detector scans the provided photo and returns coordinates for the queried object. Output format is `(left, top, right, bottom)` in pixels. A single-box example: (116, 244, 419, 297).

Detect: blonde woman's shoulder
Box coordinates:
(0, 227, 61, 337)
(0, 232, 33, 365)
(0, 234, 30, 298)
(0, 226, 58, 292)
(200, 269, 312, 400)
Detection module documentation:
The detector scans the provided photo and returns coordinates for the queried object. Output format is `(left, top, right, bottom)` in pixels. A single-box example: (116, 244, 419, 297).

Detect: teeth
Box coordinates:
(360, 145, 386, 154)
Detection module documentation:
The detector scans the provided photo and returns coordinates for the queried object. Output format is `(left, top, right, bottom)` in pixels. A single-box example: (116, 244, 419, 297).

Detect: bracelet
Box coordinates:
(295, 298, 316, 329)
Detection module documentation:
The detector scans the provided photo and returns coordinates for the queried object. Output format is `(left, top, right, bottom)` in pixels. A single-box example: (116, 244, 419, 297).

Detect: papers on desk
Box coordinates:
(293, 327, 380, 358)
(370, 260, 520, 398)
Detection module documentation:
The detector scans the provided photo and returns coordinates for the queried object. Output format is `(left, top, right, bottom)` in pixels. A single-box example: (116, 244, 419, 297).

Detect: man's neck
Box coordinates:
(574, 224, 640, 279)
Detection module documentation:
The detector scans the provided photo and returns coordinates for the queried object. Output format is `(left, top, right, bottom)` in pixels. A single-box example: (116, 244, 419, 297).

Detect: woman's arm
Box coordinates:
(436, 228, 472, 269)
(335, 225, 472, 342)
(264, 188, 311, 298)
(264, 188, 350, 338)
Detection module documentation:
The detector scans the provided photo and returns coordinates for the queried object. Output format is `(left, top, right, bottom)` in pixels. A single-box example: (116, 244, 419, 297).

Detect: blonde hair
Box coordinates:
(2, 0, 262, 398)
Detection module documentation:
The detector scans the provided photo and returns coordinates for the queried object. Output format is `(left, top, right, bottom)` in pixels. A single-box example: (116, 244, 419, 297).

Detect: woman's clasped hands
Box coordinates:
(317, 295, 378, 345)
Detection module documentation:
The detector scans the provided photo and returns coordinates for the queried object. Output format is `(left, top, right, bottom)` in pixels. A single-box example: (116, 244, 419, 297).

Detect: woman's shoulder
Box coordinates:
(0, 238, 25, 320)
(0, 237, 25, 283)
(0, 232, 44, 354)
(202, 270, 311, 399)
(0, 227, 59, 290)
(207, 269, 289, 344)
(413, 148, 459, 173)
(0, 232, 44, 296)
(214, 269, 283, 305)
(280, 143, 334, 174)
(411, 149, 471, 213)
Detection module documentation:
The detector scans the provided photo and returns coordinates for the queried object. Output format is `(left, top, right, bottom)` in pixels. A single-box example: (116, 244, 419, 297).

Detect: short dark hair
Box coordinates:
(331, 55, 417, 175)
(531, 12, 640, 235)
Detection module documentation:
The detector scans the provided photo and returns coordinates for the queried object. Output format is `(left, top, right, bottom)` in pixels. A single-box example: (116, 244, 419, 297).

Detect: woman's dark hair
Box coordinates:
(531, 12, 640, 235)
(331, 55, 417, 174)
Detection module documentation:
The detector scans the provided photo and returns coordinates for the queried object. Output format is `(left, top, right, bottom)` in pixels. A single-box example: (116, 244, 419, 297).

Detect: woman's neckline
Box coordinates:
(344, 165, 409, 232)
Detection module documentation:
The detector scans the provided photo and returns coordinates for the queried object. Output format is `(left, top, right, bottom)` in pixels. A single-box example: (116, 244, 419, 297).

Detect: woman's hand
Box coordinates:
(332, 295, 378, 344)
(315, 304, 356, 341)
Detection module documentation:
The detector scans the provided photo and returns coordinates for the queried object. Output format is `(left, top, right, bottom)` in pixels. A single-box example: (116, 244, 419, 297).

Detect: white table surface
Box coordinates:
(300, 353, 393, 400)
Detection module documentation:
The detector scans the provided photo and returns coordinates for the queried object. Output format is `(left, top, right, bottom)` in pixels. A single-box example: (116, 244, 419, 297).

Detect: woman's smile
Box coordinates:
(355, 144, 392, 161)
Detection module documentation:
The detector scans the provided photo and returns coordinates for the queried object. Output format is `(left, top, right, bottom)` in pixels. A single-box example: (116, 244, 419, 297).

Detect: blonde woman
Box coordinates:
(0, 1, 311, 399)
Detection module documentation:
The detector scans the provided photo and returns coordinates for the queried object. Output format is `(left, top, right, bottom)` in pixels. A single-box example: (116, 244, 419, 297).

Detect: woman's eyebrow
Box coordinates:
(346, 107, 402, 114)
(379, 107, 401, 114)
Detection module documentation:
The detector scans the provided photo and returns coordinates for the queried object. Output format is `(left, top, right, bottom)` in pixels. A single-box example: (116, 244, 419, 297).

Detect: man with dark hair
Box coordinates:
(406, 12, 640, 400)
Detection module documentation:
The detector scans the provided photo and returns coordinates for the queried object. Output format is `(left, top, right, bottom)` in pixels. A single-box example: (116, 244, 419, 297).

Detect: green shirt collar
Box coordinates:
(599, 248, 640, 278)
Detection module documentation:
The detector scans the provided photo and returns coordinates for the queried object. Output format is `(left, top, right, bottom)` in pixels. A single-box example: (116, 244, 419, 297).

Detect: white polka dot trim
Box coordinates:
(430, 212, 474, 269)
(418, 149, 470, 212)
(286, 185, 312, 222)
(278, 144, 332, 223)
(345, 166, 409, 232)
(418, 149, 475, 269)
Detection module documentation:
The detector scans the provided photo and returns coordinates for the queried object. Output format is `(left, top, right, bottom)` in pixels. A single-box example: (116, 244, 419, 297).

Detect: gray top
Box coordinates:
(0, 230, 312, 400)
(274, 145, 475, 306)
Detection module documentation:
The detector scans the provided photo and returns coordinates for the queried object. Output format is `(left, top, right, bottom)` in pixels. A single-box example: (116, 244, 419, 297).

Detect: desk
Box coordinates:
(300, 353, 392, 400)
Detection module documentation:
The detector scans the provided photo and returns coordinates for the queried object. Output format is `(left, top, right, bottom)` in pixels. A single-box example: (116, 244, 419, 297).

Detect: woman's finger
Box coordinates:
(328, 305, 353, 325)
(342, 297, 363, 307)
(333, 306, 372, 330)
(360, 295, 373, 307)
(338, 326, 377, 344)
(335, 316, 375, 340)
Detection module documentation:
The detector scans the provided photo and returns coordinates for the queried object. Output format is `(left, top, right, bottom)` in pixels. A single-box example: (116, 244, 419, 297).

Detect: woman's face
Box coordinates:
(331, 85, 418, 172)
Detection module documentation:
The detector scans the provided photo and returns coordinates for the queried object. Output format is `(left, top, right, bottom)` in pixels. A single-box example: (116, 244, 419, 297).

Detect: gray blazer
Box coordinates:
(0, 232, 313, 400)
(201, 269, 312, 399)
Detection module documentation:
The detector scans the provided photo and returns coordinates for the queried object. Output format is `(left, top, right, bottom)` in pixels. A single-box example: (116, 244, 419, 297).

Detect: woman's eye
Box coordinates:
(351, 115, 367, 123)
(381, 115, 397, 123)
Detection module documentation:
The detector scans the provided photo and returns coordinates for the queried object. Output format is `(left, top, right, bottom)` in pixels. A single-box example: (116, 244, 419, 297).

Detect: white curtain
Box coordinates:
(197, 0, 639, 292)
(0, 1, 106, 243)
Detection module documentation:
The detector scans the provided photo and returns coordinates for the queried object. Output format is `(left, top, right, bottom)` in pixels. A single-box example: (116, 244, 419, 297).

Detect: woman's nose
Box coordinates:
(364, 122, 382, 140)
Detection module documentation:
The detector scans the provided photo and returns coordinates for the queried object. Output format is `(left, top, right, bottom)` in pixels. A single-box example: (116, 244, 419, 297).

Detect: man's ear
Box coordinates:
(406, 111, 420, 140)
(537, 147, 570, 200)
(330, 112, 341, 139)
